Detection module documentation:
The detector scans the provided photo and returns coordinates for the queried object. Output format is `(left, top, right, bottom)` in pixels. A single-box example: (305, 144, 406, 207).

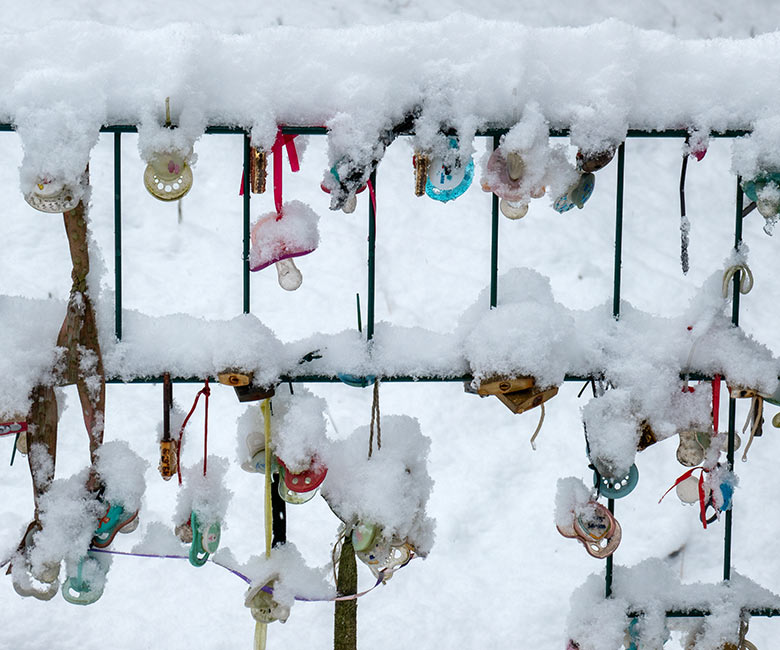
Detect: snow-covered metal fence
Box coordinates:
(2, 120, 769, 628)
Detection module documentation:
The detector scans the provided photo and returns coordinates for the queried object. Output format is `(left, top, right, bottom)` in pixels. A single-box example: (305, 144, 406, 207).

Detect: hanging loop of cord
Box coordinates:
(722, 263, 754, 299)
(741, 395, 764, 462)
(529, 403, 546, 450)
(368, 380, 381, 458)
(175, 378, 211, 485)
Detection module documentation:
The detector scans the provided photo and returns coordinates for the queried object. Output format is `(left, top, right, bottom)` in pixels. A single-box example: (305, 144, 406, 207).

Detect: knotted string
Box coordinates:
(368, 380, 381, 458)
(176, 379, 211, 485)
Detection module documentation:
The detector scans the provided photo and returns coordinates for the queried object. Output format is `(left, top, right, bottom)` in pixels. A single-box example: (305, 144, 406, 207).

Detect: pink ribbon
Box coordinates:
(239, 129, 300, 217)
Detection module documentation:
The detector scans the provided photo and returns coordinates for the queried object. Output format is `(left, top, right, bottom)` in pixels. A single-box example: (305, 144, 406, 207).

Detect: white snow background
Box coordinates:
(4, 3, 780, 649)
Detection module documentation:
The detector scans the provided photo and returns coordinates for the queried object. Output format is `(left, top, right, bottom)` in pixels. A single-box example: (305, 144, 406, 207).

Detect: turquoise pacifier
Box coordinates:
(597, 464, 639, 499)
(425, 138, 474, 202)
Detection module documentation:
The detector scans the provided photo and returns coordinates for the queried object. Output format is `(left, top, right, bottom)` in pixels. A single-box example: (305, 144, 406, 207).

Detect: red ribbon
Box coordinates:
(239, 129, 300, 217)
(367, 178, 377, 216)
(712, 374, 720, 434)
(659, 466, 709, 529)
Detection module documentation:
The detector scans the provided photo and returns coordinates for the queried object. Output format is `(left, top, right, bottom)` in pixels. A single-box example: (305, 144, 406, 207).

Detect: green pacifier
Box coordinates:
(597, 464, 639, 499)
(189, 511, 221, 567)
(61, 554, 105, 606)
(351, 523, 378, 553)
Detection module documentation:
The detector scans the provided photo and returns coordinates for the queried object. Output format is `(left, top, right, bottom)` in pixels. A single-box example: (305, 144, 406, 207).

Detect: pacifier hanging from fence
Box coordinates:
(143, 99, 193, 202)
(321, 168, 367, 214)
(144, 150, 193, 201)
(425, 136, 474, 202)
(249, 130, 319, 291)
(552, 145, 615, 213)
(24, 176, 82, 213)
(277, 457, 327, 504)
(742, 172, 780, 234)
(557, 499, 622, 559)
(481, 148, 542, 219)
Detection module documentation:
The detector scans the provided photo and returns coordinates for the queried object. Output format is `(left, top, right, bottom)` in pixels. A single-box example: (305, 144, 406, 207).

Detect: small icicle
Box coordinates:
(680, 152, 690, 274)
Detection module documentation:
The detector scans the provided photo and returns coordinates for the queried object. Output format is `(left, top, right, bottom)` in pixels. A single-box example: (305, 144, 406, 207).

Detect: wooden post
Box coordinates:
(334, 536, 358, 650)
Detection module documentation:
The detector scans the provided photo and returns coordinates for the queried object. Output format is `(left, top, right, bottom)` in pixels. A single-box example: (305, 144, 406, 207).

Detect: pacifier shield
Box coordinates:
(597, 464, 639, 499)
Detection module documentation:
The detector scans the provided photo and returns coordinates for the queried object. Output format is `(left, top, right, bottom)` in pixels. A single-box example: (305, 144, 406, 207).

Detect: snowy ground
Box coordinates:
(3, 4, 780, 650)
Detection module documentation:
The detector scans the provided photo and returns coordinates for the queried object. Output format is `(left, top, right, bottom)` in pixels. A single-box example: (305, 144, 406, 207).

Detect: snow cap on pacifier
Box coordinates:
(249, 200, 320, 291)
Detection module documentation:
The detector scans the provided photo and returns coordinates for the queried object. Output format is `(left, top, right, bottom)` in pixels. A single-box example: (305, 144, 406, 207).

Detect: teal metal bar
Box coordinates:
(114, 132, 122, 340)
(605, 142, 626, 600)
(723, 177, 744, 582)
(103, 371, 732, 385)
(627, 608, 780, 618)
(243, 134, 251, 314)
(490, 135, 500, 309)
(613, 142, 626, 320)
(367, 171, 377, 341)
(0, 123, 756, 138)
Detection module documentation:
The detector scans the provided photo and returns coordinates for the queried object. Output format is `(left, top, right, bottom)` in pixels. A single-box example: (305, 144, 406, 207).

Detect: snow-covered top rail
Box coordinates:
(5, 16, 780, 194)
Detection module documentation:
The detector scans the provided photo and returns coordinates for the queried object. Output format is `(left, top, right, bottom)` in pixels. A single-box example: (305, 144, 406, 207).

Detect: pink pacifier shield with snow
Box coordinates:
(249, 200, 320, 291)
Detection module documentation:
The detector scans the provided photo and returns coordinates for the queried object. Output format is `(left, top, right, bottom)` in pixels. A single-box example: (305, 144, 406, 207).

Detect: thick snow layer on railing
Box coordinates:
(567, 561, 780, 649)
(5, 17, 780, 191)
(3, 263, 778, 478)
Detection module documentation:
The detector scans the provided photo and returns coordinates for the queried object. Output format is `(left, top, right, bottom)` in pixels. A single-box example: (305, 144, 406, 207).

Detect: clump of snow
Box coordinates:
(236, 388, 330, 473)
(15, 100, 99, 199)
(102, 312, 284, 388)
(136, 106, 205, 166)
(582, 261, 779, 478)
(239, 542, 335, 609)
(457, 267, 581, 387)
(27, 469, 103, 576)
(555, 477, 593, 531)
(567, 560, 780, 650)
(94, 440, 148, 512)
(486, 104, 579, 202)
(732, 116, 780, 181)
(175, 456, 233, 527)
(324, 111, 404, 208)
(321, 414, 435, 556)
(249, 201, 320, 272)
(271, 388, 330, 474)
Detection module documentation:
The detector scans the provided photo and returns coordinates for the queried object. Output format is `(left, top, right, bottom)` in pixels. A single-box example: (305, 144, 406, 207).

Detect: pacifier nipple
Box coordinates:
(506, 151, 525, 181)
(500, 199, 529, 219)
(275, 258, 303, 291)
(342, 194, 357, 214)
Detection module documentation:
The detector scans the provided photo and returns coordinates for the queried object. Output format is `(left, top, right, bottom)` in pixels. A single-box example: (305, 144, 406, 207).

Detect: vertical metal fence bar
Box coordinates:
(723, 176, 744, 581)
(613, 142, 626, 321)
(113, 132, 122, 340)
(605, 141, 626, 600)
(242, 133, 251, 314)
(367, 170, 377, 341)
(490, 135, 500, 309)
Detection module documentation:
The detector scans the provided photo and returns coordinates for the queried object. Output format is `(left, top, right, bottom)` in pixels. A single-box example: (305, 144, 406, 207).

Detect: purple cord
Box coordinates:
(88, 546, 384, 601)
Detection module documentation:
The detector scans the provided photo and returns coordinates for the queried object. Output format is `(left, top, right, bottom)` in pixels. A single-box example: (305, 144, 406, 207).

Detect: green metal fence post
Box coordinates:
(605, 141, 626, 600)
(724, 176, 744, 582)
(243, 133, 251, 314)
(114, 132, 122, 340)
(490, 135, 500, 309)
(613, 142, 626, 321)
(367, 170, 377, 341)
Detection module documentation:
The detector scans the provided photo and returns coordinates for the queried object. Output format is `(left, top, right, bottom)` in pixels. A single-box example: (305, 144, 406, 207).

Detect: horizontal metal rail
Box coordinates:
(0, 123, 754, 138)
